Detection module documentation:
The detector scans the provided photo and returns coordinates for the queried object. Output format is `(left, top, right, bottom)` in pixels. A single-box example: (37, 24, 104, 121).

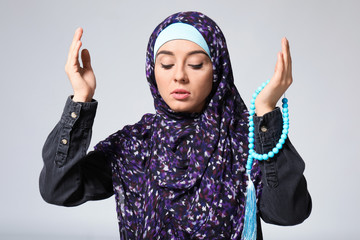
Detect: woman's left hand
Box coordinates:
(255, 37, 293, 116)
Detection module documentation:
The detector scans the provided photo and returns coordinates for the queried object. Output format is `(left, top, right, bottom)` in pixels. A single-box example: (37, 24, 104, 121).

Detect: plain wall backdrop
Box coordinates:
(1, 0, 359, 239)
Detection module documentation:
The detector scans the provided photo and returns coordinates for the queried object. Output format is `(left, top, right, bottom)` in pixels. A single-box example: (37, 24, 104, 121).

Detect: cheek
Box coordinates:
(154, 66, 160, 86)
(201, 69, 213, 96)
(154, 68, 170, 100)
(154, 68, 165, 91)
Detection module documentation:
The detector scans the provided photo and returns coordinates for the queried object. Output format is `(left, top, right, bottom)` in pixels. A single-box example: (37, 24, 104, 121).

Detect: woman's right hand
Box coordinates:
(65, 27, 96, 102)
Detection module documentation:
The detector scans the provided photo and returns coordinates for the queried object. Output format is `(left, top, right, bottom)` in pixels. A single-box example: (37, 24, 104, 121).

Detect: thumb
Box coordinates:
(273, 51, 284, 80)
(81, 49, 92, 69)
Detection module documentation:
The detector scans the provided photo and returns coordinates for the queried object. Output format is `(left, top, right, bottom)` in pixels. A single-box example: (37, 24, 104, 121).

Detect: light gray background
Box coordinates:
(1, 0, 359, 239)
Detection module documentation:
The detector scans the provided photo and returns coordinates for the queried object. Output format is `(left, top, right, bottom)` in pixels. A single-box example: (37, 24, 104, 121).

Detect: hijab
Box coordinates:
(95, 11, 262, 239)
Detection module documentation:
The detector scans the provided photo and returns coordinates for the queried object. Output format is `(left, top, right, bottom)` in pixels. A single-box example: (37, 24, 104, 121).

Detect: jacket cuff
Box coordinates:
(253, 107, 283, 153)
(60, 96, 98, 129)
(55, 96, 98, 167)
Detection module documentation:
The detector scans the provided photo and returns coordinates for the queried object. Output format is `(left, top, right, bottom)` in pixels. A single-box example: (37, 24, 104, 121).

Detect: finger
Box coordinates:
(67, 40, 82, 69)
(273, 51, 284, 83)
(286, 40, 292, 78)
(67, 27, 83, 64)
(81, 49, 92, 69)
(70, 27, 83, 52)
(281, 37, 289, 70)
(274, 56, 279, 73)
(71, 40, 82, 67)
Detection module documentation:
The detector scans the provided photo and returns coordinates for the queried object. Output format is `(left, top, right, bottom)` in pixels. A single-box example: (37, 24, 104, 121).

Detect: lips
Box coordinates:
(171, 89, 190, 94)
(171, 89, 190, 100)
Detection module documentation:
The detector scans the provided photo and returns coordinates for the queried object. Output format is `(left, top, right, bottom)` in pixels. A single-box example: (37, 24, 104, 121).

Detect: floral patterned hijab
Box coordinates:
(95, 11, 262, 239)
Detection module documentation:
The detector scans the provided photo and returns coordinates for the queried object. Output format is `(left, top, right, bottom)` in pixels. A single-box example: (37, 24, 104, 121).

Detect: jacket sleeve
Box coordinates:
(253, 108, 312, 225)
(39, 96, 114, 207)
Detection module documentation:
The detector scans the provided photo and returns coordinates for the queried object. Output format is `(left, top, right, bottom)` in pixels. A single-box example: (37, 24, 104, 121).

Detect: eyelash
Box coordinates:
(161, 64, 174, 69)
(189, 63, 203, 69)
(160, 63, 203, 70)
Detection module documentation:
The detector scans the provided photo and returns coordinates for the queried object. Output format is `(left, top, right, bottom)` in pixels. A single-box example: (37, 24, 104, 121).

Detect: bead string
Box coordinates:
(246, 79, 289, 170)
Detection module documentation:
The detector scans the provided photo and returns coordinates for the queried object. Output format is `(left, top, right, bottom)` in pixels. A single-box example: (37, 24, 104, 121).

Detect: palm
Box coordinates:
(65, 27, 96, 102)
(255, 37, 293, 116)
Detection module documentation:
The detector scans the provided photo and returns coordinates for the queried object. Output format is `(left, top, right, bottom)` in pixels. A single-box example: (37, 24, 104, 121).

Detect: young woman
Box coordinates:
(40, 11, 311, 239)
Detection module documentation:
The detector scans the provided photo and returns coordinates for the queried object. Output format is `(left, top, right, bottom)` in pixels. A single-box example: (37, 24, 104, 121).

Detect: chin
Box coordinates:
(170, 106, 191, 113)
(167, 99, 206, 113)
(168, 103, 189, 112)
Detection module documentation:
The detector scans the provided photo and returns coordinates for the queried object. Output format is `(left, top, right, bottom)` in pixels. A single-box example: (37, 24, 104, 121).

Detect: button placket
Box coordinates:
(55, 125, 72, 167)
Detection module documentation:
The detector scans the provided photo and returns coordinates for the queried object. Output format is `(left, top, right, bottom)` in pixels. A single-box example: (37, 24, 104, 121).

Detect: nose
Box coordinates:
(174, 64, 188, 83)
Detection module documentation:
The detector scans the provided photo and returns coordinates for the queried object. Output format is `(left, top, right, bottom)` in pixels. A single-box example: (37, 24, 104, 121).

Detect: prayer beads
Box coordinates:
(246, 80, 289, 170)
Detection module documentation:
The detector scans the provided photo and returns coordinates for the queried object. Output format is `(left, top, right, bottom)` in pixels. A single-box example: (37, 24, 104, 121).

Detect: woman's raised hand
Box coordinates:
(64, 27, 96, 102)
(255, 37, 293, 116)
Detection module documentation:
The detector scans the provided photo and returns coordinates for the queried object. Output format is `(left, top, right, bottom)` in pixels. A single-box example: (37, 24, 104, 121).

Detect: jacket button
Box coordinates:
(71, 112, 77, 119)
(260, 126, 268, 132)
(61, 139, 68, 145)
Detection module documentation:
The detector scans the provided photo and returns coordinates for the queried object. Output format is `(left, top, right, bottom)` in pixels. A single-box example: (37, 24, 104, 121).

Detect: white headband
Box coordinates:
(153, 22, 211, 61)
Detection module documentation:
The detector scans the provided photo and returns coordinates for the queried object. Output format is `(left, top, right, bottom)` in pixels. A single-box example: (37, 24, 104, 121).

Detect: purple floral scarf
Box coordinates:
(95, 11, 262, 239)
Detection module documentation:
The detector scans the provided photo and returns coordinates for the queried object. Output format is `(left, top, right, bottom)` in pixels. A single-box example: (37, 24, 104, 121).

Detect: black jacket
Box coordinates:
(39, 96, 312, 239)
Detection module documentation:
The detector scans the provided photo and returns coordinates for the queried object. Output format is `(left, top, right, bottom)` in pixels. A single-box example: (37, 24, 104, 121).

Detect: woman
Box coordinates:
(40, 11, 311, 239)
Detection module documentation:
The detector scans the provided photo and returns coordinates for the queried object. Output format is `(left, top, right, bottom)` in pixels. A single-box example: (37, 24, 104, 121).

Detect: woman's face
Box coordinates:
(154, 39, 213, 113)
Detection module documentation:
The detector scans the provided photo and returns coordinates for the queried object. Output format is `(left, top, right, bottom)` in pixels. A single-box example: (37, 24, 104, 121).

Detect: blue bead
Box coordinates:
(258, 154, 263, 160)
(249, 132, 254, 138)
(257, 87, 263, 92)
(250, 104, 255, 110)
(284, 124, 289, 130)
(282, 103, 288, 108)
(282, 98, 288, 103)
(273, 147, 279, 154)
(261, 82, 267, 88)
(249, 116, 253, 121)
(249, 126, 254, 132)
(266, 79, 270, 84)
(281, 134, 287, 140)
(276, 143, 283, 149)
(268, 151, 274, 158)
(283, 117, 289, 123)
(248, 143, 254, 149)
(249, 121, 254, 127)
(282, 129, 288, 134)
(249, 137, 254, 143)
(279, 138, 285, 144)
(251, 98, 255, 104)
(282, 108, 288, 113)
(262, 154, 268, 160)
(253, 93, 258, 98)
(249, 149, 254, 154)
(249, 110, 255, 116)
(283, 112, 289, 117)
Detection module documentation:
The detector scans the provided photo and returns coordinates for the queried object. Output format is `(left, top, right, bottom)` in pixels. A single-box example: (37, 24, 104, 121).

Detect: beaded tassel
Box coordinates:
(241, 79, 289, 240)
(241, 169, 257, 240)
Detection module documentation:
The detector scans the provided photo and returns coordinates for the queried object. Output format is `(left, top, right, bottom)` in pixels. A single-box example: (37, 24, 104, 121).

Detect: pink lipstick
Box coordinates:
(171, 89, 190, 100)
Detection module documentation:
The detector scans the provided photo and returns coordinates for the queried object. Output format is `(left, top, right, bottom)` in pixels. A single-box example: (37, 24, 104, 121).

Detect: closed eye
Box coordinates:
(189, 63, 203, 69)
(161, 63, 174, 69)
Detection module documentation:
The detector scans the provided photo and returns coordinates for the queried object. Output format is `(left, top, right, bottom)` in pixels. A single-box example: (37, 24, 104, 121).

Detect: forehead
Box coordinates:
(157, 39, 208, 57)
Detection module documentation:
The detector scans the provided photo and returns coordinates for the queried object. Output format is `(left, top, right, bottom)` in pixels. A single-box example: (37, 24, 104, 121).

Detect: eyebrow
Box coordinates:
(156, 50, 208, 58)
